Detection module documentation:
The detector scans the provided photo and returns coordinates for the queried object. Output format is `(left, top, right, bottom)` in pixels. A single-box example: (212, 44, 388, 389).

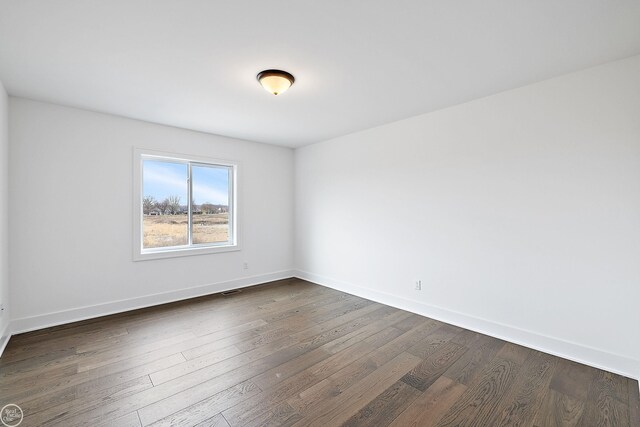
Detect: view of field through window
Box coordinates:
(142, 159, 231, 249)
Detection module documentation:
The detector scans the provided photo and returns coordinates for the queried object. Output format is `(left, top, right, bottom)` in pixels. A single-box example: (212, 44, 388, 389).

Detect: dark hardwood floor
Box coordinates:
(0, 278, 638, 426)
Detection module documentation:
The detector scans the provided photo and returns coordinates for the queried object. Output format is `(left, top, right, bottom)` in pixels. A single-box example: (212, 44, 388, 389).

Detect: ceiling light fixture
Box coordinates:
(257, 69, 295, 95)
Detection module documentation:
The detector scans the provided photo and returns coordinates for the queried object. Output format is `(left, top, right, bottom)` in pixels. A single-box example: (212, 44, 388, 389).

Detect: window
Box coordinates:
(133, 149, 239, 260)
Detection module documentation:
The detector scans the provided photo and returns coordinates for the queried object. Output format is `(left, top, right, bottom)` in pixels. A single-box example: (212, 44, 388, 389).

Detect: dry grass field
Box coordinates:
(143, 213, 229, 248)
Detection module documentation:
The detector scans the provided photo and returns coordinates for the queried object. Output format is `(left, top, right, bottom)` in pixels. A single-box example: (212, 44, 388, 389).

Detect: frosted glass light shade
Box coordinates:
(257, 70, 295, 95)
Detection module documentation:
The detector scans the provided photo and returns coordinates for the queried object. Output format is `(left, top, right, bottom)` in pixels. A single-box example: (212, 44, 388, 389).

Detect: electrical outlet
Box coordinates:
(415, 280, 422, 290)
(243, 262, 249, 270)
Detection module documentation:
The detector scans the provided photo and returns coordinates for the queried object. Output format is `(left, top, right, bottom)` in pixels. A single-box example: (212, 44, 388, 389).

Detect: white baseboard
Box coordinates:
(9, 270, 295, 336)
(0, 321, 10, 358)
(294, 269, 640, 381)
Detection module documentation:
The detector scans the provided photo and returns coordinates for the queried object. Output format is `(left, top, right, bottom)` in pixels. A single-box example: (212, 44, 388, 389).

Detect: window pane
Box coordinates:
(142, 160, 188, 248)
(191, 164, 230, 245)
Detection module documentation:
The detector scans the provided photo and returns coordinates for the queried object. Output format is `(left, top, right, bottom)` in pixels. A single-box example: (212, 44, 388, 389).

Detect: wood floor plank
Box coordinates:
(550, 358, 599, 401)
(149, 344, 243, 385)
(0, 279, 636, 427)
(577, 370, 630, 426)
(77, 331, 201, 373)
(23, 375, 154, 426)
(292, 351, 422, 426)
(368, 318, 443, 366)
(405, 323, 464, 360)
(121, 280, 315, 336)
(306, 296, 375, 324)
(193, 413, 231, 427)
(393, 313, 434, 332)
(492, 351, 558, 426)
(113, 344, 304, 425)
(140, 380, 260, 426)
(222, 327, 403, 426)
(400, 341, 468, 391)
(0, 325, 130, 364)
(76, 306, 261, 353)
(320, 310, 411, 355)
(532, 389, 586, 427)
(286, 321, 443, 416)
(629, 378, 640, 427)
(234, 327, 291, 352)
(443, 331, 505, 386)
(250, 346, 333, 390)
(0, 345, 78, 374)
(389, 376, 468, 427)
(6, 322, 129, 350)
(102, 411, 142, 427)
(289, 303, 390, 342)
(2, 351, 185, 405)
(434, 343, 531, 427)
(44, 360, 262, 426)
(180, 329, 292, 361)
(0, 347, 80, 385)
(259, 293, 366, 326)
(178, 296, 367, 362)
(0, 362, 78, 395)
(341, 380, 422, 427)
(242, 401, 303, 427)
(20, 359, 171, 418)
(252, 310, 410, 390)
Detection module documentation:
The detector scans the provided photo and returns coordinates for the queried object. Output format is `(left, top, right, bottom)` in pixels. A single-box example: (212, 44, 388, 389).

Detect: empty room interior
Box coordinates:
(0, 1, 639, 426)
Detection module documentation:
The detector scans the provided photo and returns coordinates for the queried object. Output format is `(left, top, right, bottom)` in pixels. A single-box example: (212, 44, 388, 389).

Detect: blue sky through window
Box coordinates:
(143, 160, 229, 206)
(192, 165, 229, 205)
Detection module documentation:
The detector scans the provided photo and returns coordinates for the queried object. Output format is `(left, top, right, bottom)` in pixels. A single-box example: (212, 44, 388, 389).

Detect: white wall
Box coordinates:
(0, 80, 9, 350)
(9, 99, 294, 331)
(295, 55, 640, 378)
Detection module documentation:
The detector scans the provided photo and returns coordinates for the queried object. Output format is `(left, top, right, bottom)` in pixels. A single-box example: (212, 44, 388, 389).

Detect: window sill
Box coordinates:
(133, 244, 240, 261)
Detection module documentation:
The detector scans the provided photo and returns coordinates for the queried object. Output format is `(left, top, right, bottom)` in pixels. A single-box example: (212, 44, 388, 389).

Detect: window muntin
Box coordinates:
(135, 150, 238, 260)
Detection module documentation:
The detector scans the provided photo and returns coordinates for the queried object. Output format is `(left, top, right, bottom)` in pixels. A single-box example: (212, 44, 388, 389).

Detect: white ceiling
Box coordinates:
(1, 1, 639, 147)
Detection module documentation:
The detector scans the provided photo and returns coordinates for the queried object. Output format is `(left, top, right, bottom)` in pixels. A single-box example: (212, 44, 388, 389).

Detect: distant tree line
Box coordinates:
(200, 203, 228, 214)
(143, 195, 181, 215)
(143, 195, 228, 215)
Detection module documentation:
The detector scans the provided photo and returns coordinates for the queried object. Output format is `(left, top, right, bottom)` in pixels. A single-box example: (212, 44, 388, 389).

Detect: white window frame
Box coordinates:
(133, 148, 241, 261)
